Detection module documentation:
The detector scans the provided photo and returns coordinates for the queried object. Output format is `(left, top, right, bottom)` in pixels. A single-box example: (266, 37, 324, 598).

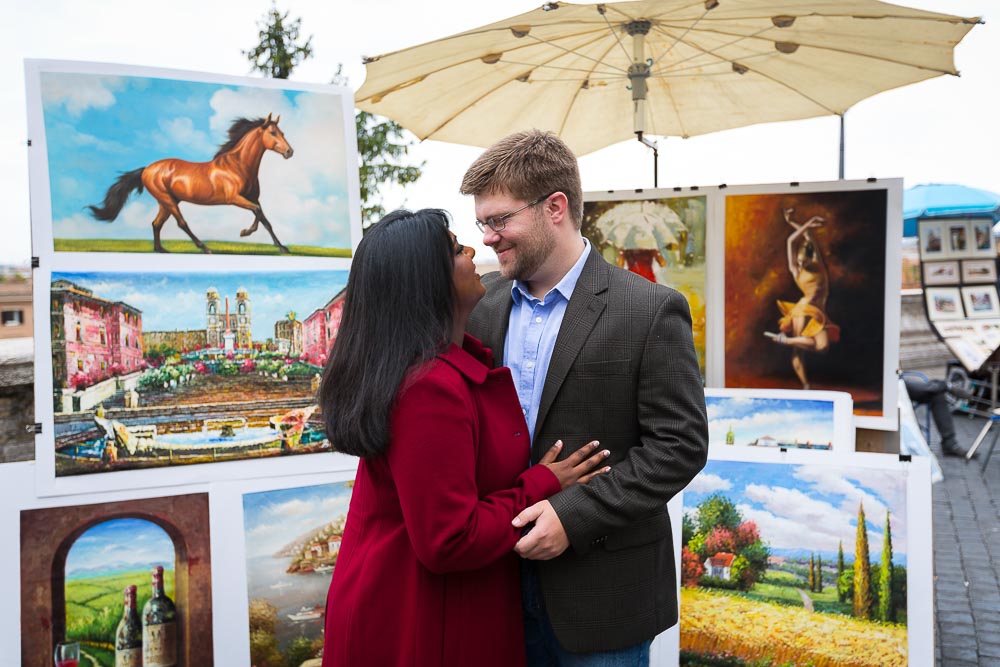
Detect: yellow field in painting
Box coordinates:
(681, 588, 907, 667)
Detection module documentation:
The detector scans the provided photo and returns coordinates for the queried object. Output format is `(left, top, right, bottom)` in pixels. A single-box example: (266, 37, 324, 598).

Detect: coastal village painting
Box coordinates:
(47, 270, 348, 476)
(705, 391, 838, 451)
(243, 481, 354, 667)
(680, 459, 909, 666)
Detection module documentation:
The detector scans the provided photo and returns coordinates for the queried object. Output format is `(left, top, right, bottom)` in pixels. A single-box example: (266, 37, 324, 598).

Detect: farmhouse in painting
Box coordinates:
(705, 552, 735, 580)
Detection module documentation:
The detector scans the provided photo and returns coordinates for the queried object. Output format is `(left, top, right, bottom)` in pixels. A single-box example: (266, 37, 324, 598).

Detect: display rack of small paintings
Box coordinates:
(917, 218, 1000, 372)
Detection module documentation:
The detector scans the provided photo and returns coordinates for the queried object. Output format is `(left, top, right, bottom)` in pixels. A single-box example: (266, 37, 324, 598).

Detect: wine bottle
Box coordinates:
(142, 565, 178, 667)
(114, 585, 142, 667)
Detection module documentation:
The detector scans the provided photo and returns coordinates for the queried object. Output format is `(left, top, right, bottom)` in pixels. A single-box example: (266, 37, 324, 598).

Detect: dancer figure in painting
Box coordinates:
(764, 208, 840, 389)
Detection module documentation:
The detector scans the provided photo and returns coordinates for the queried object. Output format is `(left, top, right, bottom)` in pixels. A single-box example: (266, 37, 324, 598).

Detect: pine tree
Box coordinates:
(808, 553, 815, 591)
(853, 502, 873, 619)
(244, 5, 422, 227)
(837, 540, 846, 603)
(878, 510, 895, 622)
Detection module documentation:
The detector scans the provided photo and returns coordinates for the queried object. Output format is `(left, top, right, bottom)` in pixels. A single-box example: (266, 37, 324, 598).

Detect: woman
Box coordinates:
(319, 209, 609, 666)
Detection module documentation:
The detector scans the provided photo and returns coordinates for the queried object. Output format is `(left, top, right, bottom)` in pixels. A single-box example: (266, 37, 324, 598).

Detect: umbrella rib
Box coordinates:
(498, 58, 624, 78)
(556, 38, 623, 138)
(417, 32, 617, 139)
(519, 29, 629, 75)
(648, 23, 773, 76)
(598, 8, 634, 63)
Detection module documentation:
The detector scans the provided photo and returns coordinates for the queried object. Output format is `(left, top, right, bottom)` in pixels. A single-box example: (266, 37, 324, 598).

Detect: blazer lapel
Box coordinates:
(532, 249, 609, 454)
(479, 275, 514, 366)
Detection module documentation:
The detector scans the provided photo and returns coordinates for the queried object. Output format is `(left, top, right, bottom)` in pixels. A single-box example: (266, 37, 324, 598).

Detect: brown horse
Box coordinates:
(88, 113, 294, 253)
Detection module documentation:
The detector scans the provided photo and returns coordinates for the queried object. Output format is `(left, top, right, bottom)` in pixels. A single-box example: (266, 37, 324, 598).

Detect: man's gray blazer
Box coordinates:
(467, 247, 708, 653)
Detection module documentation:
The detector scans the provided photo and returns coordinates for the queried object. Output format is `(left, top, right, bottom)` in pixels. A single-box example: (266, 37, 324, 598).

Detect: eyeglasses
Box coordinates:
(474, 192, 556, 233)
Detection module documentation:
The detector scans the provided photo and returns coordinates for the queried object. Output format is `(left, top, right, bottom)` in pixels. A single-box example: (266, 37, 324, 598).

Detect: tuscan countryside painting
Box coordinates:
(35, 67, 356, 255)
(243, 481, 354, 667)
(681, 460, 908, 667)
(48, 269, 348, 476)
(706, 392, 837, 451)
(582, 195, 707, 375)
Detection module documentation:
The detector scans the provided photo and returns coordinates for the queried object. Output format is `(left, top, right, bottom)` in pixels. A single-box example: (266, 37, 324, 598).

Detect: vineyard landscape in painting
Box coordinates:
(681, 460, 908, 667)
(243, 481, 354, 666)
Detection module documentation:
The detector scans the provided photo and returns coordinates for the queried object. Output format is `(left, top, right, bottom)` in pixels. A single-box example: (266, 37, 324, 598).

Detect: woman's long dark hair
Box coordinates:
(319, 209, 456, 458)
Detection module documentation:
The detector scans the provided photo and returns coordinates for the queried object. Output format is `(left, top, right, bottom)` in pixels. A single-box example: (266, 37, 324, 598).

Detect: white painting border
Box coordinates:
(714, 178, 903, 432)
(25, 58, 363, 267)
(679, 447, 934, 667)
(704, 387, 855, 453)
(32, 258, 358, 497)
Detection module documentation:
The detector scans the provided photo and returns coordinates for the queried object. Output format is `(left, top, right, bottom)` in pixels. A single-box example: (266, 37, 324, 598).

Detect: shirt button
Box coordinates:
(522, 408, 527, 415)
(525, 361, 534, 369)
(535, 316, 543, 323)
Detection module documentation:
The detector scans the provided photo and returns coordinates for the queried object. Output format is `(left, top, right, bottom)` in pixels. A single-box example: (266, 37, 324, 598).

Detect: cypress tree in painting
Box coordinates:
(808, 553, 815, 591)
(854, 502, 872, 619)
(816, 554, 823, 592)
(878, 510, 895, 622)
(837, 540, 847, 602)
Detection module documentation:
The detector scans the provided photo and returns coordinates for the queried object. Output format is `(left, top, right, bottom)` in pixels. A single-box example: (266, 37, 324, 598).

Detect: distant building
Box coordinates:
(205, 287, 251, 349)
(302, 289, 346, 366)
(705, 552, 735, 580)
(143, 330, 207, 353)
(275, 317, 303, 356)
(50, 280, 143, 389)
(0, 280, 32, 340)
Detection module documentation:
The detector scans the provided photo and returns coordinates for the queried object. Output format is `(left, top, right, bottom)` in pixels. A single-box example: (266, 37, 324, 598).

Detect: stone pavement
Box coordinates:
(928, 410, 1000, 666)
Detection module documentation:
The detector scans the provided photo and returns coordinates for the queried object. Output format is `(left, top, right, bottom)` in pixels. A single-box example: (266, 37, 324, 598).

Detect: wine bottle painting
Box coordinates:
(63, 519, 177, 667)
(242, 480, 354, 666)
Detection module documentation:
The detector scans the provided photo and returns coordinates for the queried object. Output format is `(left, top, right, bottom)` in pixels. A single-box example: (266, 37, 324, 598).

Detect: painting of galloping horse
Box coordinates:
(27, 62, 359, 256)
(88, 114, 294, 253)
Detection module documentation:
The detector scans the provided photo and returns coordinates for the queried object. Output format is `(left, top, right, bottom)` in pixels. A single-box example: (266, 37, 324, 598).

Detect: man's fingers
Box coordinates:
(512, 501, 545, 528)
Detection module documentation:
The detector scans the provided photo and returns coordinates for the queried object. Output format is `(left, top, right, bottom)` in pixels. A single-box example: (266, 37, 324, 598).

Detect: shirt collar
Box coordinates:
(511, 237, 591, 306)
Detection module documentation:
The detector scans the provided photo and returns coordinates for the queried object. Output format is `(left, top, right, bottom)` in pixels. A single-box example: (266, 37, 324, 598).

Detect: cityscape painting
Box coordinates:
(243, 480, 354, 667)
(680, 458, 910, 666)
(46, 269, 347, 477)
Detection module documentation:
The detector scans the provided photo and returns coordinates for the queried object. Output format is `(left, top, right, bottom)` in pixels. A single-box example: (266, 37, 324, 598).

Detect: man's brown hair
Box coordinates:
(460, 129, 583, 229)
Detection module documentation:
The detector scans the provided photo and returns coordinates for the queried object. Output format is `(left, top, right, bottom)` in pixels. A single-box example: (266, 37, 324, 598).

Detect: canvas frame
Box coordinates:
(678, 447, 934, 667)
(922, 260, 960, 286)
(961, 259, 998, 284)
(944, 220, 972, 258)
(713, 178, 902, 431)
(968, 218, 997, 258)
(703, 387, 855, 452)
(961, 284, 1000, 319)
(925, 287, 965, 321)
(917, 219, 948, 260)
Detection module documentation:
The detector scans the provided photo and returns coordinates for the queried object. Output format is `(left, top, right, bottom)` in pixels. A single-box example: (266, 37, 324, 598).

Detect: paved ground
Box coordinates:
(927, 410, 1000, 666)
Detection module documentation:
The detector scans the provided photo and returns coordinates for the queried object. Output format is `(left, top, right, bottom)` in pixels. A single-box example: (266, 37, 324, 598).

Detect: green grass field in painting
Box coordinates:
(65, 568, 176, 667)
(54, 238, 351, 257)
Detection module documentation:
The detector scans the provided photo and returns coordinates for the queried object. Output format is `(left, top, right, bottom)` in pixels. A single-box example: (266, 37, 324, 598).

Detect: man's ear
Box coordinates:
(547, 192, 570, 227)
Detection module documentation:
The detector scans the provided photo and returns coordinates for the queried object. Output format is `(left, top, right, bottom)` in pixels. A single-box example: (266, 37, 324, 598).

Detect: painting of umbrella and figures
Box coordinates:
(583, 195, 707, 375)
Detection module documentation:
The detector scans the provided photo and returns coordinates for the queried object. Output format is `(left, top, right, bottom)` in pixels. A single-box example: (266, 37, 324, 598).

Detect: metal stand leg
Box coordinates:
(982, 424, 1000, 472)
(967, 418, 995, 460)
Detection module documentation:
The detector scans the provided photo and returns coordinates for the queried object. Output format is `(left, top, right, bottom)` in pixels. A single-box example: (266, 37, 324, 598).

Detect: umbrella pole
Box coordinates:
(637, 132, 658, 188)
(838, 114, 845, 180)
(627, 20, 656, 188)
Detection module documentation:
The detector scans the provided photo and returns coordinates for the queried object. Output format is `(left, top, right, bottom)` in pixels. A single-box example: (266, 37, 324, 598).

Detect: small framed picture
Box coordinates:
(961, 285, 1000, 319)
(935, 320, 977, 338)
(923, 260, 960, 285)
(970, 218, 997, 257)
(918, 219, 947, 260)
(946, 220, 971, 257)
(961, 259, 998, 284)
(925, 287, 965, 320)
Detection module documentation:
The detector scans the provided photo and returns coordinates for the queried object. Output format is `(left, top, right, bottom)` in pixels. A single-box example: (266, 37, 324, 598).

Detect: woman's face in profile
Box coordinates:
(451, 234, 486, 313)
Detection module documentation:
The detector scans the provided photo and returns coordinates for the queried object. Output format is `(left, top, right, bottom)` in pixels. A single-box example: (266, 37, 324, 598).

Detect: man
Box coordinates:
(902, 372, 971, 457)
(462, 129, 708, 665)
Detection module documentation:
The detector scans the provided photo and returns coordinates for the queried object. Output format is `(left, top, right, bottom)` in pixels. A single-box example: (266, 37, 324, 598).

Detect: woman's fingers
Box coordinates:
(577, 465, 612, 485)
(562, 440, 600, 466)
(538, 440, 563, 465)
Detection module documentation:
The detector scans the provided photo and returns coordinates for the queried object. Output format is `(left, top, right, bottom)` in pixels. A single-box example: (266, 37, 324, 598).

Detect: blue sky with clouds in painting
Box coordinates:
(706, 396, 835, 447)
(243, 482, 353, 558)
(53, 270, 348, 338)
(65, 517, 174, 579)
(41, 71, 352, 248)
(685, 460, 907, 564)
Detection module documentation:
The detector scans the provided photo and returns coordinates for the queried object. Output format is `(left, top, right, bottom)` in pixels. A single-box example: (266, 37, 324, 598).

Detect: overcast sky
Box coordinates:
(2, 0, 996, 265)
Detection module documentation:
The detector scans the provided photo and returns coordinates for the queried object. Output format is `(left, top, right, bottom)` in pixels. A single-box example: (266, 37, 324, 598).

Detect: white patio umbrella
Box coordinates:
(356, 0, 980, 175)
(597, 200, 684, 249)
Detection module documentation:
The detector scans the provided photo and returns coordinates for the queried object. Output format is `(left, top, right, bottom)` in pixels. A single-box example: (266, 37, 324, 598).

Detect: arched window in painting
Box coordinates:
(63, 518, 176, 659)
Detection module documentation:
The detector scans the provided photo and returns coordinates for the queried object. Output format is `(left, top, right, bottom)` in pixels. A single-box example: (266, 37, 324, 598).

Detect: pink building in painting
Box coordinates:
(51, 279, 143, 390)
(302, 289, 346, 366)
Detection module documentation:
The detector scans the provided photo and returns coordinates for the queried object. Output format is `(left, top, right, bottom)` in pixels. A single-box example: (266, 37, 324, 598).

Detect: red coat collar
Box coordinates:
(436, 334, 492, 384)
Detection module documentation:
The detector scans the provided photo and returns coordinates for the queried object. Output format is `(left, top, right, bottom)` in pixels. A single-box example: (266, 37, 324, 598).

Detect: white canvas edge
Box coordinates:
(650, 493, 683, 667)
(716, 178, 902, 432)
(31, 260, 357, 498)
(0, 460, 214, 666)
(24, 58, 362, 269)
(704, 386, 856, 452)
(679, 448, 933, 667)
(208, 467, 359, 667)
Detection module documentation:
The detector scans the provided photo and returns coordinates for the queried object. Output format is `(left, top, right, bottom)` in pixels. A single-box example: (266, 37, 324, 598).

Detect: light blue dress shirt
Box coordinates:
(504, 238, 591, 444)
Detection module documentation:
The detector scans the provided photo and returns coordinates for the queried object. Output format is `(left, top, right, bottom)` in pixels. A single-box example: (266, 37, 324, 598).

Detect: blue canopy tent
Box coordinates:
(903, 183, 1000, 237)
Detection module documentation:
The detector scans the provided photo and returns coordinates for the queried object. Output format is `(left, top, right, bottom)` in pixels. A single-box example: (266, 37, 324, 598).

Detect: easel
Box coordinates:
(959, 353, 1000, 470)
